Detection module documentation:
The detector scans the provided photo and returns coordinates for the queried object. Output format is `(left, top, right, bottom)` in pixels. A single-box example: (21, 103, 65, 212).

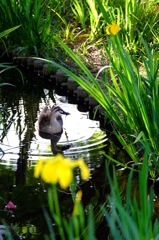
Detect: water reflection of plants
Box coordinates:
(0, 70, 55, 140)
(0, 26, 21, 152)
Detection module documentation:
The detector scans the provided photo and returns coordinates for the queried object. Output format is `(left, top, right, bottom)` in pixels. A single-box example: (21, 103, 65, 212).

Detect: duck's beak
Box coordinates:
(62, 111, 70, 115)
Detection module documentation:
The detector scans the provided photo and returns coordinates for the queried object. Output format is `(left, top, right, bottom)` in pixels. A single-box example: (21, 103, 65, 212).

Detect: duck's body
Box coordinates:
(38, 105, 70, 140)
(38, 105, 71, 154)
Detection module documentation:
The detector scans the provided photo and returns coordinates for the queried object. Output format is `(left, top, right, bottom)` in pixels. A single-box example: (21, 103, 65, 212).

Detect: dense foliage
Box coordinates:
(0, 0, 158, 57)
(0, 0, 159, 239)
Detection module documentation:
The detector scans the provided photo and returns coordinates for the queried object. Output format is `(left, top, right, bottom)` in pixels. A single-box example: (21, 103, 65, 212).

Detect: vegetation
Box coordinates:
(0, 0, 159, 239)
(38, 27, 159, 177)
(0, 25, 20, 71)
(0, 26, 22, 145)
(104, 152, 159, 240)
(32, 152, 159, 240)
(0, 0, 158, 57)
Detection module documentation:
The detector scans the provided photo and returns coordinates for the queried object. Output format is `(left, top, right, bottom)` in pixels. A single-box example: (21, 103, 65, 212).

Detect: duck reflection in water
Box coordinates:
(38, 105, 71, 154)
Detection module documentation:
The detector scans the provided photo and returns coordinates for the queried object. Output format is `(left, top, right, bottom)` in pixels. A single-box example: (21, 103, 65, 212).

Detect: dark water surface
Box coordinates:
(0, 66, 136, 239)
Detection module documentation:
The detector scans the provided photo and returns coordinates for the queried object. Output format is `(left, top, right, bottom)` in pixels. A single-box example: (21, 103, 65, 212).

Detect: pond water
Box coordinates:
(0, 66, 141, 239)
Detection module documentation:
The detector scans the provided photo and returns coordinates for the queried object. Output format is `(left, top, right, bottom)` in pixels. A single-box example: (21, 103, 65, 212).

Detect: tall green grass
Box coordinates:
(0, 0, 158, 57)
(0, 25, 22, 76)
(103, 151, 159, 240)
(70, 0, 159, 52)
(0, 0, 62, 55)
(44, 184, 96, 240)
(71, 0, 88, 30)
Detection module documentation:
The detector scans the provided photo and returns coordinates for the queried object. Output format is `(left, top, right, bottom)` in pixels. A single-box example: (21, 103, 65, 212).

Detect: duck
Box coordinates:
(38, 105, 70, 154)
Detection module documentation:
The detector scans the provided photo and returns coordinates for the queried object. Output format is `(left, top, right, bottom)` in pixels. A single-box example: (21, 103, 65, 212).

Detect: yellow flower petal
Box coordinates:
(106, 21, 121, 35)
(80, 161, 90, 180)
(41, 161, 58, 184)
(34, 155, 90, 187)
(75, 190, 82, 202)
(55, 153, 65, 161)
(34, 159, 45, 178)
(58, 162, 73, 188)
(73, 190, 82, 214)
(72, 159, 83, 167)
(111, 22, 121, 35)
(71, 159, 90, 179)
(106, 24, 111, 35)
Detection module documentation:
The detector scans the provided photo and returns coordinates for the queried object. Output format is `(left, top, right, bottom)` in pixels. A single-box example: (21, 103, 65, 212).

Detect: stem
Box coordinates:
(52, 184, 66, 240)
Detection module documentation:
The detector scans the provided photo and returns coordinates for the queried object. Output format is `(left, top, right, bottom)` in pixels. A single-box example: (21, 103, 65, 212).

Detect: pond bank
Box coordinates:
(21, 57, 106, 117)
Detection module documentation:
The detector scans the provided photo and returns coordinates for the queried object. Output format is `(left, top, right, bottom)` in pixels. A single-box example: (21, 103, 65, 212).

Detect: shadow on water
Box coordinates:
(0, 67, 157, 239)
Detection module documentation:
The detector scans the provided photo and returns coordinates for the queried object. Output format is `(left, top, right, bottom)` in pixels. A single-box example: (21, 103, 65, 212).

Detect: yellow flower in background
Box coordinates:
(34, 154, 90, 189)
(75, 190, 82, 202)
(73, 190, 82, 214)
(106, 21, 121, 35)
(153, 5, 159, 14)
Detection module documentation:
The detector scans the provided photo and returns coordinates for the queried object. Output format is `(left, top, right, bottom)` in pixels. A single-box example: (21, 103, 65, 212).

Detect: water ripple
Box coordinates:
(0, 95, 107, 169)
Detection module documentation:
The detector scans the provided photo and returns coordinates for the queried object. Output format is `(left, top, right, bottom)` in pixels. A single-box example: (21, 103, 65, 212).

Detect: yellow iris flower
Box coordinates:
(34, 154, 90, 189)
(106, 21, 121, 35)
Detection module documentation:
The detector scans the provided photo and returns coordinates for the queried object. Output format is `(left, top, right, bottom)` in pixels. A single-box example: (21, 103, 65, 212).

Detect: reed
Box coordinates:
(0, 0, 158, 57)
(0, 0, 60, 55)
(71, 0, 87, 30)
(103, 151, 159, 240)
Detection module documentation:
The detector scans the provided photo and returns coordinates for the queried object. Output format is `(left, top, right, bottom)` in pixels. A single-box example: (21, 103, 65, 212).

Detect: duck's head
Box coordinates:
(50, 105, 70, 116)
